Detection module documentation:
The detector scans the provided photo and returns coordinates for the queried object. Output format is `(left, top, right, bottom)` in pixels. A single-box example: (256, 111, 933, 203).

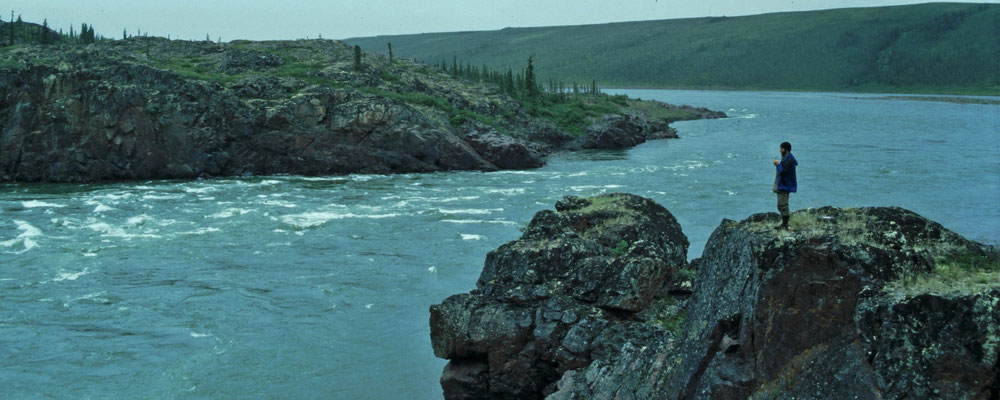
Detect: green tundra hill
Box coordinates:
(345, 3, 1000, 95)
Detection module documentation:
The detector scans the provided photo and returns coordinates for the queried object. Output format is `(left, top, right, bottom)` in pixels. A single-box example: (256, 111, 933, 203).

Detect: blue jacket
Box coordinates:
(776, 153, 797, 193)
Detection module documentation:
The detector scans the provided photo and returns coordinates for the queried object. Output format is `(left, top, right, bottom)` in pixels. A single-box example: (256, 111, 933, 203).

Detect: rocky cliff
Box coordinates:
(0, 39, 724, 182)
(430, 195, 1000, 399)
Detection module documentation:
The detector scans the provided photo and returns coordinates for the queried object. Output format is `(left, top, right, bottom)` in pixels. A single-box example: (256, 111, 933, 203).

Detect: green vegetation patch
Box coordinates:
(360, 87, 501, 129)
(626, 99, 703, 122)
(678, 268, 697, 279)
(612, 240, 629, 255)
(647, 296, 687, 333)
(744, 208, 884, 248)
(532, 93, 625, 135)
(888, 251, 1000, 296)
(151, 54, 242, 85)
(576, 193, 633, 214)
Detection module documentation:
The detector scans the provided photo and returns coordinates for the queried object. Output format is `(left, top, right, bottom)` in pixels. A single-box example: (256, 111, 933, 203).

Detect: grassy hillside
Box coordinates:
(346, 3, 1000, 95)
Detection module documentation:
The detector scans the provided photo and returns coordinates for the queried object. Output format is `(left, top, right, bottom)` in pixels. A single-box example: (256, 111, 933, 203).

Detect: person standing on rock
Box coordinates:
(772, 141, 797, 229)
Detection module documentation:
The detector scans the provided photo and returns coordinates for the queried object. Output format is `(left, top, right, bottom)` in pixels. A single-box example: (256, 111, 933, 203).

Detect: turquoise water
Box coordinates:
(2, 90, 998, 399)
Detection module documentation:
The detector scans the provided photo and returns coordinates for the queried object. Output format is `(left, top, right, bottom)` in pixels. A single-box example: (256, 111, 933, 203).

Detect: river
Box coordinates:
(2, 89, 998, 398)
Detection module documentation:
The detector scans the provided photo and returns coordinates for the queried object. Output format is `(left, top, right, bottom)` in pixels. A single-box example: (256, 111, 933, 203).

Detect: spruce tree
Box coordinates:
(386, 42, 393, 63)
(451, 56, 457, 76)
(525, 57, 537, 98)
(506, 68, 514, 94)
(41, 19, 48, 44)
(123, 28, 127, 40)
(16, 14, 23, 44)
(9, 11, 14, 46)
(353, 45, 362, 71)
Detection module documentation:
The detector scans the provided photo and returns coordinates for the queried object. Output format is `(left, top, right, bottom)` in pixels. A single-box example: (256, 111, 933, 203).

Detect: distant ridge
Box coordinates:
(346, 3, 1000, 95)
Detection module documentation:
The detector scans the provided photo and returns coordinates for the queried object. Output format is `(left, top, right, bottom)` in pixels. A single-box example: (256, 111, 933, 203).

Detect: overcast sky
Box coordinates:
(4, 0, 997, 41)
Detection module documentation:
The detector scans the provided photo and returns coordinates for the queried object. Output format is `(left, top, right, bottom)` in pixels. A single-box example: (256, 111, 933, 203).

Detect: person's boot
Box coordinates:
(774, 215, 789, 230)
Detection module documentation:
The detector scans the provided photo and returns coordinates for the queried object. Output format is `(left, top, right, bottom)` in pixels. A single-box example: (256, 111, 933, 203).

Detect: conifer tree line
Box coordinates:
(435, 55, 601, 100)
(1, 11, 108, 46)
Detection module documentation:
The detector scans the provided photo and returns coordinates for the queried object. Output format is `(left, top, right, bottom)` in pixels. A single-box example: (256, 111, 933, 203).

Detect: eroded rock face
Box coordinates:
(429, 193, 690, 399)
(462, 130, 550, 170)
(582, 114, 647, 149)
(432, 197, 1000, 400)
(664, 206, 998, 399)
(0, 40, 722, 182)
(0, 64, 496, 181)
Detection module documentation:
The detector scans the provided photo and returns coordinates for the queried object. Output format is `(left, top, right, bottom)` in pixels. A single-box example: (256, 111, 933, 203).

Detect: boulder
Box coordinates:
(432, 198, 1000, 399)
(660, 206, 997, 399)
(581, 114, 647, 149)
(430, 193, 690, 399)
(462, 130, 549, 169)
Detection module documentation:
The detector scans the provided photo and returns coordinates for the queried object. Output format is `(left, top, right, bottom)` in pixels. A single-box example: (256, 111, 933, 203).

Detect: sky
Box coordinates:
(4, 0, 998, 41)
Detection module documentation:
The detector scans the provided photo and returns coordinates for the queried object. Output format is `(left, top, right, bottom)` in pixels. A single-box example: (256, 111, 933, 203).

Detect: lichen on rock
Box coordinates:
(430, 193, 691, 399)
(431, 195, 1000, 399)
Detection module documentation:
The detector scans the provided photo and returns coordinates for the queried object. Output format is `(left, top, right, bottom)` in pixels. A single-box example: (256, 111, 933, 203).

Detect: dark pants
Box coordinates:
(776, 191, 790, 217)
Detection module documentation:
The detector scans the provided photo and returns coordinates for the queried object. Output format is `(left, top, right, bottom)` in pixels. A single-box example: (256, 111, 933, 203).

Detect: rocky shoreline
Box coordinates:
(430, 193, 1000, 399)
(0, 39, 724, 183)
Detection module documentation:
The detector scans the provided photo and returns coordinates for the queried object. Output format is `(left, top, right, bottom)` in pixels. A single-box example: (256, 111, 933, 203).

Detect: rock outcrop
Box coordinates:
(431, 197, 1000, 399)
(430, 193, 691, 398)
(0, 39, 724, 182)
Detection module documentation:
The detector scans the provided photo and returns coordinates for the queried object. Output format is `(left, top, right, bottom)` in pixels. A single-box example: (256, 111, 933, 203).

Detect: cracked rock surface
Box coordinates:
(431, 196, 1000, 399)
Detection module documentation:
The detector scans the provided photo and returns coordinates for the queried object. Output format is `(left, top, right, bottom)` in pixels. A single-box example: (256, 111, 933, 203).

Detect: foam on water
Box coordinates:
(350, 174, 383, 182)
(441, 219, 518, 226)
(208, 208, 255, 219)
(437, 208, 502, 215)
(485, 188, 526, 195)
(142, 194, 184, 201)
(184, 187, 217, 194)
(22, 200, 65, 208)
(89, 192, 134, 202)
(460, 234, 483, 240)
(449, 196, 481, 201)
(87, 221, 161, 239)
(182, 227, 222, 235)
(258, 200, 297, 208)
(127, 214, 156, 226)
(53, 268, 92, 282)
(281, 211, 401, 228)
(13, 220, 43, 238)
(92, 204, 114, 213)
(1, 220, 43, 253)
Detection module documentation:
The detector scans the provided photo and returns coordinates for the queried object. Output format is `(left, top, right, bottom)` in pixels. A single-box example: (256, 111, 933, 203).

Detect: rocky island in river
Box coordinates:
(0, 37, 723, 182)
(431, 193, 1000, 399)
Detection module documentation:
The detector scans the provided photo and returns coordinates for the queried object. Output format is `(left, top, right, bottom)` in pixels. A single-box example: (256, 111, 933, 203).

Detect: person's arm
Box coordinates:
(775, 156, 795, 175)
(776, 156, 790, 174)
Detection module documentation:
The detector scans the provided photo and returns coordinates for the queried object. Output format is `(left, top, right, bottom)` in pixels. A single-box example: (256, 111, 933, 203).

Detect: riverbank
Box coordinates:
(0, 38, 723, 183)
